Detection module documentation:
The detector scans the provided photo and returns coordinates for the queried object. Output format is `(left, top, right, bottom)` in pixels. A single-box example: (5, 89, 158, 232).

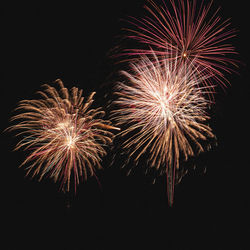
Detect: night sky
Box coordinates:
(2, 1, 249, 249)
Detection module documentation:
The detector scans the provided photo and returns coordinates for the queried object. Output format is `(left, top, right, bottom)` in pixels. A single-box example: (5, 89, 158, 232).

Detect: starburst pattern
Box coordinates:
(8, 79, 119, 191)
(125, 0, 237, 89)
(112, 54, 215, 205)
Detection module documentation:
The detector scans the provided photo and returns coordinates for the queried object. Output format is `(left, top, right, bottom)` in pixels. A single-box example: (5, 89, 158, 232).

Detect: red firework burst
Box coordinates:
(124, 0, 238, 90)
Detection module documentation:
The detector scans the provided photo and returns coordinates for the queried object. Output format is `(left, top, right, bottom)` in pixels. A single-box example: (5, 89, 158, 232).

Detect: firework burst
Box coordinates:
(112, 53, 215, 206)
(8, 79, 119, 192)
(124, 0, 237, 90)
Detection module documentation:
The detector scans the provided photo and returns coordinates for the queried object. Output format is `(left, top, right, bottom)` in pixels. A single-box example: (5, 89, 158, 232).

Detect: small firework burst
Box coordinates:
(124, 0, 238, 90)
(8, 79, 119, 192)
(112, 53, 215, 206)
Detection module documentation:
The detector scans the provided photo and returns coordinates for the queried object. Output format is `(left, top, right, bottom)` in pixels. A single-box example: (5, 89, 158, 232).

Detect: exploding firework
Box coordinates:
(112, 53, 215, 206)
(8, 79, 119, 192)
(124, 0, 237, 89)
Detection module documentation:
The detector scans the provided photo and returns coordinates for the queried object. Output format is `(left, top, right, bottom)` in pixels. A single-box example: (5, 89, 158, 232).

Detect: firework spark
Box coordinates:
(125, 0, 237, 89)
(112, 54, 215, 206)
(8, 79, 119, 192)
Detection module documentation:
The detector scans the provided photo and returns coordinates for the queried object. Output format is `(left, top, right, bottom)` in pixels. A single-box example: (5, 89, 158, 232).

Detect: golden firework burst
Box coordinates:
(8, 79, 119, 191)
(112, 53, 215, 205)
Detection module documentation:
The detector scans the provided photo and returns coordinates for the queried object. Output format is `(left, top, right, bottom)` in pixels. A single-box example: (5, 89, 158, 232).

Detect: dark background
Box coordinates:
(1, 1, 249, 249)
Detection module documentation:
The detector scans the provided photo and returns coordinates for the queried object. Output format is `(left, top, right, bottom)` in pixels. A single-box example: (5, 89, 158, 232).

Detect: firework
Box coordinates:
(8, 79, 119, 192)
(112, 53, 215, 206)
(125, 0, 237, 89)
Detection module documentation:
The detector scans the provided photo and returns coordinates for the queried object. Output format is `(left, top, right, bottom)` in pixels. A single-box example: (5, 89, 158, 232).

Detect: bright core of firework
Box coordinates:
(54, 121, 77, 149)
(8, 79, 119, 191)
(113, 53, 215, 205)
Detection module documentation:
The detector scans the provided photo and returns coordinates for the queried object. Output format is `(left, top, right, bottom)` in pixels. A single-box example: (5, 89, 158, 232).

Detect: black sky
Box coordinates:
(1, 1, 249, 249)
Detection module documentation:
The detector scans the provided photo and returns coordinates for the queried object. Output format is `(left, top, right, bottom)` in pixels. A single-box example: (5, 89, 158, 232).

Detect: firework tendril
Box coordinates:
(8, 79, 119, 192)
